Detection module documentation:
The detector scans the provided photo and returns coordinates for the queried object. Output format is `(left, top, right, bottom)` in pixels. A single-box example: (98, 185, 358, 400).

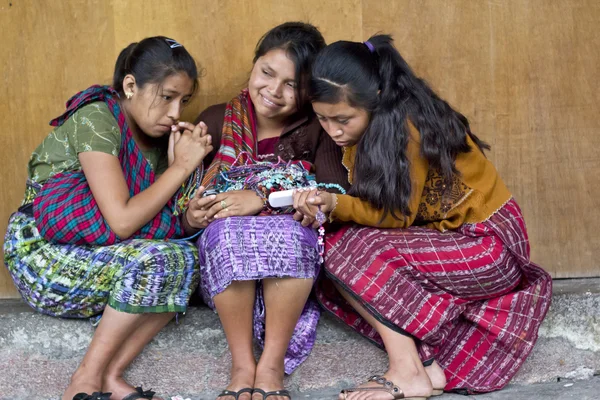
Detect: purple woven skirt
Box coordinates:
(197, 214, 321, 373)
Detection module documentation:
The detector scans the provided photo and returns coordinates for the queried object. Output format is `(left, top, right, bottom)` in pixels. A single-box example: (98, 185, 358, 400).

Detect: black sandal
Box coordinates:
(72, 392, 112, 400)
(122, 386, 157, 400)
(217, 387, 253, 399)
(252, 388, 291, 399)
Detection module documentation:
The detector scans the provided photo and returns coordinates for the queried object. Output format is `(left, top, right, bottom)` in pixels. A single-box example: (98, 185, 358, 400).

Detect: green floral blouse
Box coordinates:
(24, 102, 167, 203)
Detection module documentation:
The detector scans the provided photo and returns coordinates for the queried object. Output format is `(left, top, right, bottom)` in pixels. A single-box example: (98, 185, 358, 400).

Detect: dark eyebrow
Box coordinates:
(315, 113, 350, 119)
(261, 63, 295, 82)
(262, 63, 275, 73)
(162, 88, 194, 98)
(161, 89, 179, 95)
(262, 56, 300, 85)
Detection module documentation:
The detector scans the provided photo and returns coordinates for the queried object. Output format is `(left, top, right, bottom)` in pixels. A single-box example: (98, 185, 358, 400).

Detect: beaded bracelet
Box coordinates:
(173, 163, 204, 216)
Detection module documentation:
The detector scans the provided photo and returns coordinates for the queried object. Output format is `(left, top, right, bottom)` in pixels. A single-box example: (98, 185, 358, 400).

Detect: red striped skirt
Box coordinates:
(317, 198, 552, 393)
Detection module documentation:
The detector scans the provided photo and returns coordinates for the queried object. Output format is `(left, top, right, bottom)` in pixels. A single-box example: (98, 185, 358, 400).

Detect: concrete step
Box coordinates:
(0, 279, 599, 400)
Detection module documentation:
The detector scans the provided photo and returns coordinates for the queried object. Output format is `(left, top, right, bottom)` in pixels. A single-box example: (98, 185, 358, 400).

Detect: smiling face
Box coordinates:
(248, 48, 298, 125)
(123, 72, 195, 138)
(312, 100, 371, 147)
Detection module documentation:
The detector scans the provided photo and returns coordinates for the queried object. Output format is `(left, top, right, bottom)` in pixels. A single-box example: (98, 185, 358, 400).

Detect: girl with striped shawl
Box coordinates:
(4, 37, 212, 400)
(293, 35, 552, 399)
(185, 23, 348, 400)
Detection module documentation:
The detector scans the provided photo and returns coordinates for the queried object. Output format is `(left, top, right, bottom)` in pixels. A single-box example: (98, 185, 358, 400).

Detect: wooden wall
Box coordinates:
(1, 0, 598, 297)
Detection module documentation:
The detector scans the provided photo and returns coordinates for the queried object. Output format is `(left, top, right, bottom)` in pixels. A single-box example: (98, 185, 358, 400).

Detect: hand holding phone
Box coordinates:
(268, 187, 316, 208)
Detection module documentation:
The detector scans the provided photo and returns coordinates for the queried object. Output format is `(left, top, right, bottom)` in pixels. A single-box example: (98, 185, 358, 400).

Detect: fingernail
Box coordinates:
(178, 121, 186, 126)
(210, 195, 216, 199)
(308, 198, 314, 203)
(171, 125, 177, 131)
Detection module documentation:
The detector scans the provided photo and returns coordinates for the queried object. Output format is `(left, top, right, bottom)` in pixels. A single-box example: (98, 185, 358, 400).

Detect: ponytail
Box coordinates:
(112, 42, 138, 94)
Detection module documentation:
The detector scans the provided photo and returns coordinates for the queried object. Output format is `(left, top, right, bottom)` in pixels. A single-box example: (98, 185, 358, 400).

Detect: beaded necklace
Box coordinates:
(175, 152, 346, 261)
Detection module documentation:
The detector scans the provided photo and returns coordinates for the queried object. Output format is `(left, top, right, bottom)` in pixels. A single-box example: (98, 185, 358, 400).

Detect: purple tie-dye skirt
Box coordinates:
(197, 214, 321, 373)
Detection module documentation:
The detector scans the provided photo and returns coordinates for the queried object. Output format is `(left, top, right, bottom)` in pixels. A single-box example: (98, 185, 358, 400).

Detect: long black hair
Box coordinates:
(254, 22, 326, 113)
(113, 36, 198, 97)
(311, 34, 490, 220)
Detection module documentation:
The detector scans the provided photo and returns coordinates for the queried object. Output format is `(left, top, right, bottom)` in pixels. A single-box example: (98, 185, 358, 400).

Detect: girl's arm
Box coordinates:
(79, 124, 212, 238)
(294, 130, 428, 228)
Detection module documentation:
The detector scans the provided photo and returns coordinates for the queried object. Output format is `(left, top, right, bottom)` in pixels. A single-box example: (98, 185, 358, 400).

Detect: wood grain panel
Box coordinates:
(362, 0, 600, 277)
(112, 0, 363, 121)
(0, 0, 116, 298)
(1, 0, 598, 298)
(0, 0, 362, 297)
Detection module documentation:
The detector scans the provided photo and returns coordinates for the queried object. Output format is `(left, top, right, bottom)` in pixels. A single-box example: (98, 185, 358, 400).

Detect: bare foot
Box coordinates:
(252, 364, 287, 400)
(425, 361, 447, 393)
(219, 365, 256, 400)
(339, 368, 433, 400)
(102, 375, 162, 400)
(62, 371, 103, 400)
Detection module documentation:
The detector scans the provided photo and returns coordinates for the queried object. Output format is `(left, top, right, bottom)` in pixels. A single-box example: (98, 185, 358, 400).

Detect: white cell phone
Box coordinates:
(268, 188, 317, 208)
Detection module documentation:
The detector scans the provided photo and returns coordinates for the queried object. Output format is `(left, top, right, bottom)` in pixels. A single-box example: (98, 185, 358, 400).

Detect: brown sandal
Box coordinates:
(340, 376, 428, 400)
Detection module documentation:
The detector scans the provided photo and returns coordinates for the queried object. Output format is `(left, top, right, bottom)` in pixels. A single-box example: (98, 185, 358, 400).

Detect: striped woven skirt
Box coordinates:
(197, 214, 321, 374)
(4, 211, 199, 317)
(317, 198, 552, 393)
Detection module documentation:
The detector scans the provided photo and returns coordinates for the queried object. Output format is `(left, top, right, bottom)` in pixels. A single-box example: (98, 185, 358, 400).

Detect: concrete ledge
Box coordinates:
(1, 279, 599, 400)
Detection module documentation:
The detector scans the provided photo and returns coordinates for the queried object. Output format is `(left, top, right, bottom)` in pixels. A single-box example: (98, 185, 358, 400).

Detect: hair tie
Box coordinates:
(165, 38, 182, 49)
(363, 40, 375, 53)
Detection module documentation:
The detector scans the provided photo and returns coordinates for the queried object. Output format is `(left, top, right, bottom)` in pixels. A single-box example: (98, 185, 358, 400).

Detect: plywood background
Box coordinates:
(1, 0, 598, 297)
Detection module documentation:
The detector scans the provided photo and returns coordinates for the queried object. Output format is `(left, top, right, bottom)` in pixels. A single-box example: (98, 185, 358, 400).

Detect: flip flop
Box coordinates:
(340, 375, 428, 400)
(72, 392, 112, 400)
(252, 388, 292, 399)
(217, 387, 254, 399)
(122, 386, 158, 400)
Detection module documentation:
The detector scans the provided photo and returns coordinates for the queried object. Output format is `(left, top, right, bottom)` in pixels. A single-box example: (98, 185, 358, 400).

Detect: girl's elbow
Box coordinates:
(106, 220, 136, 239)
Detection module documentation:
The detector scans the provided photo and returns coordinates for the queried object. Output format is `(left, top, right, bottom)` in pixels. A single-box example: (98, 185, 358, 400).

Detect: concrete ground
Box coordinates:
(0, 278, 598, 400)
(300, 377, 600, 400)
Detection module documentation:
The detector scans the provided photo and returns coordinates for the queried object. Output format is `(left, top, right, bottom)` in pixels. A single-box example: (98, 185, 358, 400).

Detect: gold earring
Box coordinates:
(125, 92, 133, 99)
